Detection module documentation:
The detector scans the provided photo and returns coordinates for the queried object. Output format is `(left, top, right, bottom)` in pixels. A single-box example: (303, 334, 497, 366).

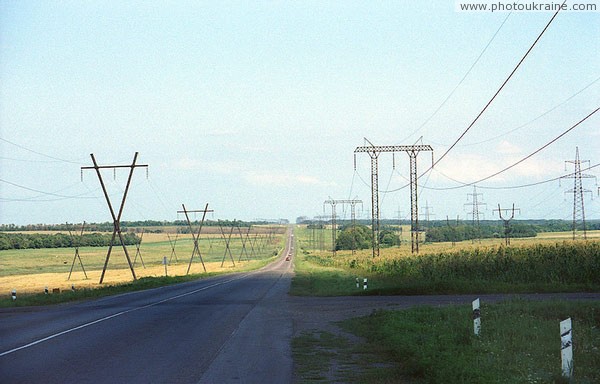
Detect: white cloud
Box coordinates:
(431, 152, 560, 184)
(495, 140, 521, 155)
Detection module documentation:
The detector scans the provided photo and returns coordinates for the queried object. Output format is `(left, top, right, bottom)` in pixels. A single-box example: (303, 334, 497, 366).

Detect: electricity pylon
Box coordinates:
(493, 204, 520, 246)
(354, 138, 433, 256)
(81, 152, 148, 284)
(465, 185, 486, 243)
(560, 147, 595, 240)
(323, 198, 362, 255)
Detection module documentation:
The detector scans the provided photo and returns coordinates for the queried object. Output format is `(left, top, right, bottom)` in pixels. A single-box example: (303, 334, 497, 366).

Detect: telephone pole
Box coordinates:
(354, 138, 433, 256)
(560, 147, 595, 240)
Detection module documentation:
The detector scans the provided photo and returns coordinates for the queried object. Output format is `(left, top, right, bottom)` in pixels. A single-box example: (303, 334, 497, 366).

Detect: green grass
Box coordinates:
(339, 299, 600, 383)
(291, 234, 600, 295)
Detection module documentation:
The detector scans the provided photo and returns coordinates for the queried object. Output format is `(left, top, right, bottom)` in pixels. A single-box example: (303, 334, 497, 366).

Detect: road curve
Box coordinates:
(0, 230, 295, 384)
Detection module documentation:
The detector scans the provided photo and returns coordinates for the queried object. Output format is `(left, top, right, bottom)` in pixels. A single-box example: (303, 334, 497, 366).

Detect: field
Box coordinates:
(292, 226, 600, 295)
(0, 227, 285, 296)
(291, 226, 600, 383)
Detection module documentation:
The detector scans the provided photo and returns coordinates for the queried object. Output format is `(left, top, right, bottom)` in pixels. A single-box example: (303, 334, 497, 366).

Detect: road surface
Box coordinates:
(0, 231, 295, 384)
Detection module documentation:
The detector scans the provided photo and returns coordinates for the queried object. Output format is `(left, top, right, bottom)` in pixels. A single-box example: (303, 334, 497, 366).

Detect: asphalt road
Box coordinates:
(0, 233, 295, 384)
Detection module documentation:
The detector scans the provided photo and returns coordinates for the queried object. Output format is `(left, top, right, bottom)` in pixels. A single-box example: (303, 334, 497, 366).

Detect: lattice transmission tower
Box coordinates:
(560, 147, 595, 240)
(354, 138, 433, 256)
(323, 198, 362, 255)
(465, 185, 486, 243)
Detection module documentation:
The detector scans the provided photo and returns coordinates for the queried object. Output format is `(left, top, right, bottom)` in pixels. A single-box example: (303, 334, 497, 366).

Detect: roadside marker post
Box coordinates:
(363, 278, 368, 290)
(11, 289, 16, 301)
(163, 256, 168, 276)
(560, 318, 573, 379)
(44, 286, 48, 295)
(356, 277, 359, 288)
(472, 298, 481, 336)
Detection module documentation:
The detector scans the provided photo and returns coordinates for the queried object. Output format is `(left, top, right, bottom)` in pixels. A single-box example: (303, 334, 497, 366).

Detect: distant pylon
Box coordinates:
(465, 186, 486, 243)
(560, 147, 595, 240)
(493, 204, 520, 246)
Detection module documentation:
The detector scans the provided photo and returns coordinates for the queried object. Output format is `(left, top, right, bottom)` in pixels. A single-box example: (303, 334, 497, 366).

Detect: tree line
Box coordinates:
(0, 219, 276, 233)
(0, 232, 140, 251)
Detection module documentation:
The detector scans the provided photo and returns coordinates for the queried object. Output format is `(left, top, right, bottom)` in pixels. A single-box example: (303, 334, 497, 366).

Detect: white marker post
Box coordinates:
(356, 277, 359, 288)
(11, 289, 16, 301)
(560, 318, 573, 379)
(363, 278, 368, 290)
(163, 256, 168, 276)
(472, 298, 481, 336)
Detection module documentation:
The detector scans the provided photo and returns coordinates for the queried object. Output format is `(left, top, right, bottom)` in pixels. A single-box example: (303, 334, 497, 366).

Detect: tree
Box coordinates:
(335, 224, 372, 250)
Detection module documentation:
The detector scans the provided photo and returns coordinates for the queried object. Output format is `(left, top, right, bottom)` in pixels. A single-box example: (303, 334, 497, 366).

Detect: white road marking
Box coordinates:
(0, 274, 249, 357)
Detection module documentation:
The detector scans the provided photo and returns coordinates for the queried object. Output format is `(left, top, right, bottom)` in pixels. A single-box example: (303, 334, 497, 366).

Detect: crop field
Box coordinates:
(293, 225, 600, 295)
(0, 227, 285, 295)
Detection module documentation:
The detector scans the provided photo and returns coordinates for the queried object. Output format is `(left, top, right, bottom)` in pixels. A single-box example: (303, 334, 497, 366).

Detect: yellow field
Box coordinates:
(0, 261, 238, 295)
(0, 228, 285, 294)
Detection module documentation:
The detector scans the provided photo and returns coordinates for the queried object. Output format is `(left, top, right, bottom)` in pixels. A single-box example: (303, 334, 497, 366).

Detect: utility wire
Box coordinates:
(460, 75, 600, 147)
(400, 10, 513, 143)
(423, 3, 565, 175)
(428, 163, 600, 191)
(0, 178, 98, 200)
(0, 137, 84, 164)
(465, 106, 599, 186)
(383, 107, 599, 193)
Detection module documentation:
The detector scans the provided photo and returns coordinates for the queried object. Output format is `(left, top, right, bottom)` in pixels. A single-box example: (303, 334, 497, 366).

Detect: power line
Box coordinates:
(0, 178, 98, 201)
(386, 107, 599, 193)
(429, 163, 600, 191)
(400, 10, 513, 143)
(424, 4, 565, 174)
(0, 136, 84, 164)
(458, 75, 600, 147)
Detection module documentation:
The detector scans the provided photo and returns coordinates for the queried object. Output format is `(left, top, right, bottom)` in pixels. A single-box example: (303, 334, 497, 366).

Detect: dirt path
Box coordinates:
(289, 292, 600, 336)
(288, 292, 600, 383)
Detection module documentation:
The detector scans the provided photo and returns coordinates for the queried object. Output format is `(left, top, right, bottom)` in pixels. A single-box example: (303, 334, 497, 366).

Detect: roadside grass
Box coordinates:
(340, 299, 600, 383)
(0, 273, 215, 307)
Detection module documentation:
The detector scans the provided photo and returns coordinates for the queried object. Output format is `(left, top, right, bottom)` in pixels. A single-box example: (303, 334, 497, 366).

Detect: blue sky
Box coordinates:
(1, 1, 599, 225)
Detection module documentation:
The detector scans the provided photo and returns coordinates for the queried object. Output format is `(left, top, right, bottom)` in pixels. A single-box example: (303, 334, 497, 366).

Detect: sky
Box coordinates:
(1, 1, 599, 226)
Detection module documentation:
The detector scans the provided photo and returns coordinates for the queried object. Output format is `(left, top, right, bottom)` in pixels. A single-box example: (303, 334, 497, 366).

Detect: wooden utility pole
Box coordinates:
(178, 203, 213, 274)
(81, 152, 148, 284)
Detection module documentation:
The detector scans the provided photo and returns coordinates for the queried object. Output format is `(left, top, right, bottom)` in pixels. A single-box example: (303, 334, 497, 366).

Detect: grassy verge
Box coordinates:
(339, 299, 600, 383)
(0, 273, 217, 307)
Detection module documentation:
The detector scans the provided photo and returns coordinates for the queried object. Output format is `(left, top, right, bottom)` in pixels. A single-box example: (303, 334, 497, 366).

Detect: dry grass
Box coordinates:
(0, 228, 284, 294)
(0, 261, 235, 294)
